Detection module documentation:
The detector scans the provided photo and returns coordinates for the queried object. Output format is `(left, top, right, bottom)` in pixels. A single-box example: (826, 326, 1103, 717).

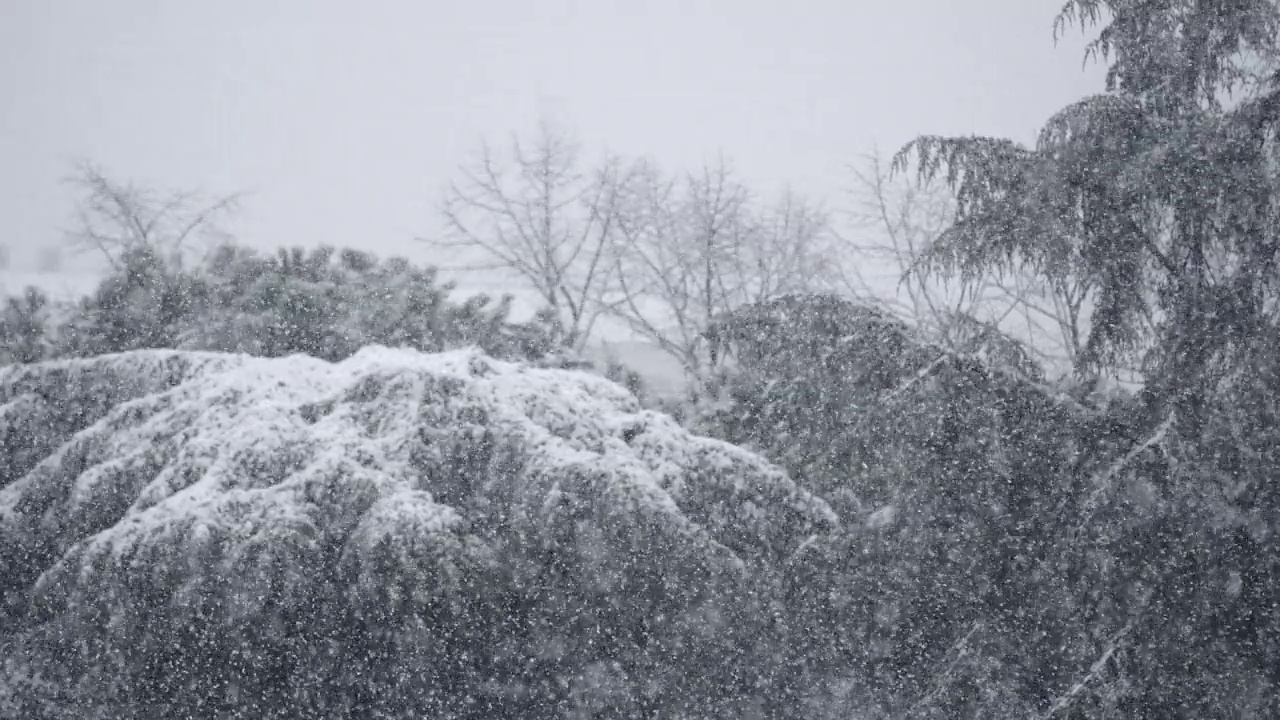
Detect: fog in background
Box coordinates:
(2, 0, 1105, 296)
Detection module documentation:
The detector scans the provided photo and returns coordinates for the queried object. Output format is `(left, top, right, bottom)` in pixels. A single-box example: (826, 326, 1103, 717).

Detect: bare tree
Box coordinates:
(740, 187, 835, 304)
(63, 161, 242, 270)
(837, 150, 1093, 376)
(836, 151, 960, 331)
(601, 156, 834, 381)
(431, 121, 629, 352)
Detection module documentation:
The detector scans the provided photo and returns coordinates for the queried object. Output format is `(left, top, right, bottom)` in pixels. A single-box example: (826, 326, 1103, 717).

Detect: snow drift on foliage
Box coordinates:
(0, 344, 831, 622)
(0, 346, 836, 715)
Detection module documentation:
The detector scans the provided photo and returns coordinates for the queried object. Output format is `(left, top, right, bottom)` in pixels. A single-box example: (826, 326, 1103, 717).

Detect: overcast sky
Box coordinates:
(2, 0, 1106, 285)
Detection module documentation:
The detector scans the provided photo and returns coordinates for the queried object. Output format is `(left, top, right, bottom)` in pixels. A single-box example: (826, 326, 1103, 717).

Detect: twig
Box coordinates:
(1036, 621, 1134, 719)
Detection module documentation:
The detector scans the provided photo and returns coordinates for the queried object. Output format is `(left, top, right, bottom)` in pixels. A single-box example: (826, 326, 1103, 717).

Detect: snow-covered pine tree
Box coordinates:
(890, 1, 1280, 715)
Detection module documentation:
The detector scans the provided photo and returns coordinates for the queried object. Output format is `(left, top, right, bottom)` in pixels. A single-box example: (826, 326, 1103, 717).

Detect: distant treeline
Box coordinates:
(0, 243, 558, 367)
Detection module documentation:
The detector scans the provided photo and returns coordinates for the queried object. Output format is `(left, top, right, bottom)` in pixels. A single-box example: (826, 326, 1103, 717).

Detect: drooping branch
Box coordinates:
(841, 148, 1093, 377)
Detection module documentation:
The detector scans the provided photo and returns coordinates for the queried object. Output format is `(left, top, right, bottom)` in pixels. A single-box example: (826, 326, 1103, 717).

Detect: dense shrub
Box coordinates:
(0, 347, 833, 718)
(698, 294, 1280, 718)
(0, 243, 555, 367)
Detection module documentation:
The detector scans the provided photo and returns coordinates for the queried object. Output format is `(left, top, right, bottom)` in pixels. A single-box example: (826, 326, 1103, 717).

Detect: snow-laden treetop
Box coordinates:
(2, 345, 833, 599)
(0, 346, 834, 716)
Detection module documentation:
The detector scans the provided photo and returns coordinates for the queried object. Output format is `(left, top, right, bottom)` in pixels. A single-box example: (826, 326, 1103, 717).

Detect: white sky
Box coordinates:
(2, 0, 1106, 290)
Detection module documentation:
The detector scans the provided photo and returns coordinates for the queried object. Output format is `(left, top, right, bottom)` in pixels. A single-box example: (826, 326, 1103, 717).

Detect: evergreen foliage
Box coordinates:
(700, 290, 1280, 717)
(5, 1, 1280, 715)
(0, 348, 832, 718)
(0, 243, 555, 368)
(694, 1, 1280, 713)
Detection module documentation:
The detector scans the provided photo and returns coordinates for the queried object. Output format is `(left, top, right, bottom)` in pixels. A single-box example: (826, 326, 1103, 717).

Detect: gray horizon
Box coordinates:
(2, 0, 1106, 293)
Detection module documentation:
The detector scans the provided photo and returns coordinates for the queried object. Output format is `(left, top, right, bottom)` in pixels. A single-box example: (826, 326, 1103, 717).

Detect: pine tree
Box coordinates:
(891, 2, 1280, 716)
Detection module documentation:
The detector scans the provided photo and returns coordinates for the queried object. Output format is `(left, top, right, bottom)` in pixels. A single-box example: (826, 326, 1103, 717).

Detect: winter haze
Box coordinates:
(5, 1, 1279, 718)
(2, 0, 1102, 269)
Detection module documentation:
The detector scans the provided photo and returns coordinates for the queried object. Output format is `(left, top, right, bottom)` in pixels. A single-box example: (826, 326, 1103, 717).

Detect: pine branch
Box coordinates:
(1081, 413, 1174, 516)
(1036, 621, 1134, 720)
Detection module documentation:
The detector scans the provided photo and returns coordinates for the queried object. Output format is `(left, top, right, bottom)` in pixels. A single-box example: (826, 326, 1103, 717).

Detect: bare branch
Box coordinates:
(1037, 622, 1135, 720)
(428, 121, 626, 351)
(599, 156, 833, 383)
(62, 161, 241, 270)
